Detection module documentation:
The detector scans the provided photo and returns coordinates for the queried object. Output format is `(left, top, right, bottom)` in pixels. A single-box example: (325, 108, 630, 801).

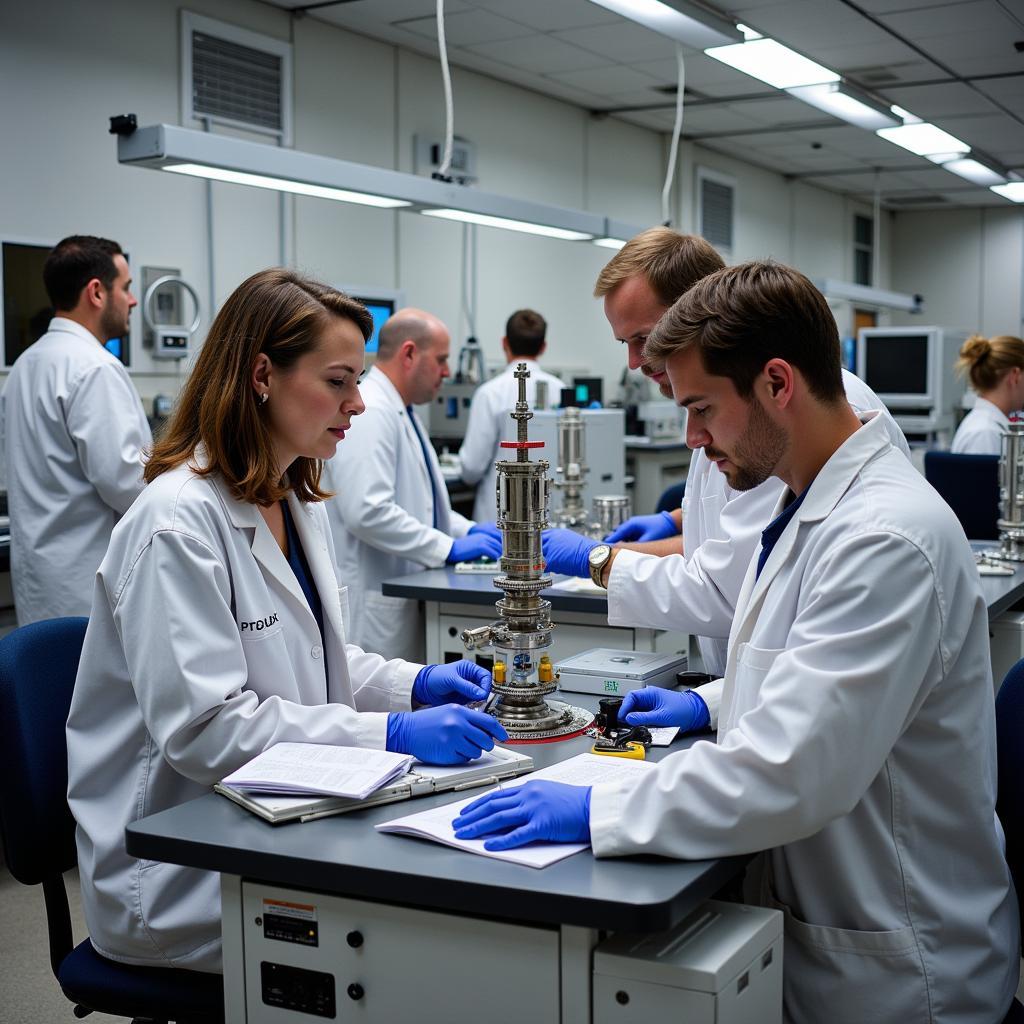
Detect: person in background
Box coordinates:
(323, 308, 501, 661)
(458, 309, 565, 521)
(67, 269, 506, 975)
(951, 333, 1024, 454)
(454, 262, 1019, 1022)
(0, 235, 151, 624)
(540, 228, 908, 725)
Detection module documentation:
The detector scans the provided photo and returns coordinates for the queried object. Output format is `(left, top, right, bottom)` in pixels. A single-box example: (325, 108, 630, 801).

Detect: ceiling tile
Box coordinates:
(398, 10, 533, 46)
(939, 112, 1024, 153)
(463, 34, 609, 73)
(472, 0, 621, 32)
(734, 0, 893, 47)
(546, 64, 663, 96)
(680, 107, 774, 132)
(553, 21, 685, 63)
(812, 38, 934, 75)
(882, 81, 1002, 118)
(738, 96, 847, 126)
(975, 76, 1024, 107)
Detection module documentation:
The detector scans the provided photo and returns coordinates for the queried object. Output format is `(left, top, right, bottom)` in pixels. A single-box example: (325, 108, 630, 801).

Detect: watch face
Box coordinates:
(589, 544, 611, 567)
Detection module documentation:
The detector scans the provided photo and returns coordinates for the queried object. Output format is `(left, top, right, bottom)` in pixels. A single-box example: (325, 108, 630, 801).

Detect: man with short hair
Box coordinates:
(543, 228, 908, 719)
(324, 308, 501, 660)
(458, 309, 565, 522)
(1, 235, 151, 624)
(453, 263, 1019, 1021)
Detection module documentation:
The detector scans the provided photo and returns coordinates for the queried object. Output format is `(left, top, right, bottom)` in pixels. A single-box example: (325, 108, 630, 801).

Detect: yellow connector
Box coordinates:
(591, 742, 646, 760)
(538, 655, 553, 682)
(492, 661, 506, 684)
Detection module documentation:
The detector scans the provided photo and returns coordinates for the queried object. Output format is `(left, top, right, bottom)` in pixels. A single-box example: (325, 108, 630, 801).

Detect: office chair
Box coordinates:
(923, 450, 1000, 540)
(996, 661, 1024, 1023)
(0, 617, 224, 1023)
(655, 480, 686, 515)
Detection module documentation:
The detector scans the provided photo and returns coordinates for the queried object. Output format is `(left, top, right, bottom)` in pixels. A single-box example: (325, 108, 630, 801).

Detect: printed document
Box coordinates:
(376, 752, 656, 868)
(221, 743, 413, 801)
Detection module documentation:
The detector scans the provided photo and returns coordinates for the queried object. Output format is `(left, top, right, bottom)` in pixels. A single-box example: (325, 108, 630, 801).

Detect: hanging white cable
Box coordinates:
(436, 0, 455, 179)
(661, 44, 686, 226)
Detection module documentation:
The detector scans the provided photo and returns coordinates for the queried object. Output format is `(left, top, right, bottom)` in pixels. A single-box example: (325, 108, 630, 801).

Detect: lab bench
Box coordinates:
(126, 700, 750, 1024)
(381, 568, 689, 667)
(624, 438, 690, 516)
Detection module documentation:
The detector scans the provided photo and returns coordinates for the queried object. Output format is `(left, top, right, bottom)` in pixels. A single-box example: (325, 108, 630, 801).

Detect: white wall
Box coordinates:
(1, 0, 895, 405)
(890, 207, 1024, 338)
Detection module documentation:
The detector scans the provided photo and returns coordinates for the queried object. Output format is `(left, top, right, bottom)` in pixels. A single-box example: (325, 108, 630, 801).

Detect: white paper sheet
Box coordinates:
(376, 753, 656, 868)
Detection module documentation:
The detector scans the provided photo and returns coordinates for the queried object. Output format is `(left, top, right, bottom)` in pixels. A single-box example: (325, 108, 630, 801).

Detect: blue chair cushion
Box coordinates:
(58, 939, 224, 1022)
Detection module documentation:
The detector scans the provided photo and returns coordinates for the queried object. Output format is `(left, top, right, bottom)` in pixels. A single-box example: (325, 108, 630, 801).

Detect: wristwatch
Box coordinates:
(588, 544, 614, 587)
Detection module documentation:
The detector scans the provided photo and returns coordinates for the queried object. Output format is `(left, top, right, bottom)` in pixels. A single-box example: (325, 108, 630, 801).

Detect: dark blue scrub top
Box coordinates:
(281, 500, 326, 669)
(756, 486, 809, 580)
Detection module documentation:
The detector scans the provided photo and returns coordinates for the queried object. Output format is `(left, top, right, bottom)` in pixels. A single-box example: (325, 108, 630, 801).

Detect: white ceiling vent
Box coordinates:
(697, 167, 736, 257)
(181, 11, 292, 143)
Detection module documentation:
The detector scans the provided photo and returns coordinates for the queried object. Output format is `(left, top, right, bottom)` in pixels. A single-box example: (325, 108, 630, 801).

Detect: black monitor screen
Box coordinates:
(354, 298, 395, 354)
(864, 335, 929, 394)
(573, 376, 603, 406)
(2, 241, 129, 366)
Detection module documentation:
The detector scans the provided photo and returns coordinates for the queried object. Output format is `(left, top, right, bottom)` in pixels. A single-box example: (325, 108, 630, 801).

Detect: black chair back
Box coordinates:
(923, 450, 999, 540)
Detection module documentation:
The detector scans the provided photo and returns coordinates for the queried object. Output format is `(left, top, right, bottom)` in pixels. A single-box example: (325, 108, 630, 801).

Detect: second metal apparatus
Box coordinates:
(996, 422, 1024, 561)
(461, 364, 592, 742)
(551, 406, 590, 530)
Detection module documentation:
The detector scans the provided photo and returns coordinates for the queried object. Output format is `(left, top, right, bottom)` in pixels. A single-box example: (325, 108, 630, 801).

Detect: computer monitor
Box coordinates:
(572, 376, 603, 406)
(340, 285, 405, 356)
(856, 325, 968, 434)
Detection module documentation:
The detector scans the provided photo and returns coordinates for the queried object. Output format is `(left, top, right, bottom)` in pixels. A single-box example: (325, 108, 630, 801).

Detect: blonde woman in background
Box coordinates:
(951, 333, 1024, 454)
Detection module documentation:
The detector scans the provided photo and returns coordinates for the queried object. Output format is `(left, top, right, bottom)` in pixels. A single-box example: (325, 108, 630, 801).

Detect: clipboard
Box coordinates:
(214, 745, 533, 825)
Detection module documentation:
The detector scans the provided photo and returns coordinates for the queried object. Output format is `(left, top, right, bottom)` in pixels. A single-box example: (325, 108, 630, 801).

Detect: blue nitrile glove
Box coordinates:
(387, 706, 509, 765)
(468, 521, 501, 541)
(452, 780, 592, 850)
(447, 533, 503, 564)
(540, 528, 598, 578)
(620, 687, 710, 732)
(413, 660, 491, 706)
(605, 511, 679, 544)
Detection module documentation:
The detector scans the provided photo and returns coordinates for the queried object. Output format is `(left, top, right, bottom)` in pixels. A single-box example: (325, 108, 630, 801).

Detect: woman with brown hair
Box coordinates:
(951, 333, 1024, 454)
(66, 268, 505, 973)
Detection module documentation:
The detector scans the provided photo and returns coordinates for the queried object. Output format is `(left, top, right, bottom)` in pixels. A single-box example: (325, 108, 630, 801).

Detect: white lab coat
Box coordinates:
(606, 369, 909, 684)
(66, 459, 418, 972)
(0, 317, 151, 624)
(591, 412, 1019, 1022)
(458, 359, 565, 522)
(951, 396, 1009, 455)
(323, 365, 473, 661)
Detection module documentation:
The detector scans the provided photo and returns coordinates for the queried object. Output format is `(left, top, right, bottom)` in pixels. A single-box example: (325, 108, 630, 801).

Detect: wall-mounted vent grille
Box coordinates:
(192, 33, 282, 132)
(699, 173, 735, 253)
(182, 12, 292, 141)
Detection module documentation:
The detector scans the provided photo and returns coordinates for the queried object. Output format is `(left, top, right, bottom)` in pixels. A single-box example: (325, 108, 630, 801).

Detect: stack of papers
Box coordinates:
(376, 752, 657, 868)
(221, 743, 413, 801)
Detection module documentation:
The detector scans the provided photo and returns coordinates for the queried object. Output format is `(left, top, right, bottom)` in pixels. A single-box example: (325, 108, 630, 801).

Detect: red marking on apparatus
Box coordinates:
(503, 721, 594, 745)
(500, 441, 545, 449)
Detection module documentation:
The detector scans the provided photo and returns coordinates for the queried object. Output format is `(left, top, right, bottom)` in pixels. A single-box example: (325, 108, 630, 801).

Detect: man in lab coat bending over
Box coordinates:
(458, 308, 565, 522)
(455, 262, 1019, 1023)
(1, 235, 151, 625)
(324, 308, 500, 661)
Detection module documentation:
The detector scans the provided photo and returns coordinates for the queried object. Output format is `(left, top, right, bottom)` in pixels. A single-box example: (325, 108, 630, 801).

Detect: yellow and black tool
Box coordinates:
(591, 697, 651, 760)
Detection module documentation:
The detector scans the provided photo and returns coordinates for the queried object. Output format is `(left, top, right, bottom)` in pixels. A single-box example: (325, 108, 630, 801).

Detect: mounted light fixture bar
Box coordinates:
(593, 218, 646, 251)
(786, 81, 900, 131)
(585, 0, 741, 49)
(933, 152, 1007, 187)
(117, 123, 606, 241)
(704, 37, 839, 89)
(992, 181, 1024, 203)
(876, 118, 969, 158)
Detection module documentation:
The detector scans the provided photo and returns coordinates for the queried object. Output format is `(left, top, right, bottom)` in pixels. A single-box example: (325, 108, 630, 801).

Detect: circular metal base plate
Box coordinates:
(498, 702, 594, 744)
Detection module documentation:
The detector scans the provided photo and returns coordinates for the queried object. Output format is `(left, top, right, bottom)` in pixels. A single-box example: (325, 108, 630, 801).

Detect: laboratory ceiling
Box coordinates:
(264, 0, 1024, 209)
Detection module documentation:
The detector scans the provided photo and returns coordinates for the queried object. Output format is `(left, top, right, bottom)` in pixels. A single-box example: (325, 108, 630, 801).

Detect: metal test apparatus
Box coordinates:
(461, 364, 592, 742)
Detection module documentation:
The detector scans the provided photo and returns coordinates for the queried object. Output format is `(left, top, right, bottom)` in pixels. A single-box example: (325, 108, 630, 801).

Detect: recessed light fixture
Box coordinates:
(786, 81, 900, 131)
(704, 37, 839, 89)
(585, 0, 741, 48)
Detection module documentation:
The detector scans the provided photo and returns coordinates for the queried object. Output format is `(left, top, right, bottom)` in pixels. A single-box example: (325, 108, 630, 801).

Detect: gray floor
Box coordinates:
(0, 866, 121, 1023)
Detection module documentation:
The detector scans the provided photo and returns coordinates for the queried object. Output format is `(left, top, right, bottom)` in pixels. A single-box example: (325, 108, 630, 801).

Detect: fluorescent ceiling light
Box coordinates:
(704, 38, 839, 89)
(786, 81, 900, 130)
(421, 208, 594, 241)
(876, 122, 969, 157)
(164, 163, 411, 208)
(586, 0, 741, 49)
(593, 236, 627, 250)
(992, 182, 1024, 202)
(117, 124, 608, 243)
(940, 156, 1007, 187)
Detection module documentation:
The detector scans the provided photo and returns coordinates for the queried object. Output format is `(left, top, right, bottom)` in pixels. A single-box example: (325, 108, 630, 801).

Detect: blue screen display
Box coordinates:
(105, 337, 124, 361)
(361, 302, 394, 354)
